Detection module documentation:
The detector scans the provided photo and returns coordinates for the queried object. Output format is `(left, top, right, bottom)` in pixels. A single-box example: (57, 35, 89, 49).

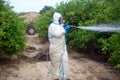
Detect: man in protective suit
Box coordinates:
(48, 12, 74, 80)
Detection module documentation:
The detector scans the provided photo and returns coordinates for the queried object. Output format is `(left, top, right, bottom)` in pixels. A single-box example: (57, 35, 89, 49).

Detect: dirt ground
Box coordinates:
(0, 33, 120, 80)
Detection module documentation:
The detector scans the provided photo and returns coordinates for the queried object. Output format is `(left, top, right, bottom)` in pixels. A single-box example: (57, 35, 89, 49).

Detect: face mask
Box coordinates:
(59, 17, 64, 24)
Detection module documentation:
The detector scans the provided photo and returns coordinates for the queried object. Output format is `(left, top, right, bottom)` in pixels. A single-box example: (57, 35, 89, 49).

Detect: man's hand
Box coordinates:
(72, 25, 77, 28)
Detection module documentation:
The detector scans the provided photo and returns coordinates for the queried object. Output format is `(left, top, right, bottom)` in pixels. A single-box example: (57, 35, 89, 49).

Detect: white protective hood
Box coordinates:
(53, 12, 62, 24)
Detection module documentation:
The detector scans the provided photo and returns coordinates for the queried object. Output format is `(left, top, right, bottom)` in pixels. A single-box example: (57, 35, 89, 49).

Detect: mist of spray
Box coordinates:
(77, 24, 120, 32)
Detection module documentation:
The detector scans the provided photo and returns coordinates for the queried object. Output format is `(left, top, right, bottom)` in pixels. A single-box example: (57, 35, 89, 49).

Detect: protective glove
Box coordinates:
(64, 25, 72, 31)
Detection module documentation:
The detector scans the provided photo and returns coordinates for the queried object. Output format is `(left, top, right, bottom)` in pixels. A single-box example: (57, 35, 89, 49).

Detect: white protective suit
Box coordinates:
(48, 12, 69, 79)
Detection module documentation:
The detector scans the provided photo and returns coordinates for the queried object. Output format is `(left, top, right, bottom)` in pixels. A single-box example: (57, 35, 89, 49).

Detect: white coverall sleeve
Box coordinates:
(51, 25, 66, 38)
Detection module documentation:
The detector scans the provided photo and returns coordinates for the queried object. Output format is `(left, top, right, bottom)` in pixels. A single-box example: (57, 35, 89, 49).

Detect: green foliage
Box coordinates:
(39, 6, 54, 14)
(111, 0, 120, 21)
(35, 9, 54, 36)
(0, 0, 12, 12)
(54, 0, 117, 50)
(0, 0, 26, 57)
(115, 64, 120, 70)
(0, 0, 7, 11)
(56, 0, 114, 25)
(93, 32, 112, 54)
(68, 29, 97, 49)
(108, 32, 120, 69)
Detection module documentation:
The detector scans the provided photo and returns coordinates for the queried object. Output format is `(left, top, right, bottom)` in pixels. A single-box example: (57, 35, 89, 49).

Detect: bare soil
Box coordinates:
(0, 33, 120, 80)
